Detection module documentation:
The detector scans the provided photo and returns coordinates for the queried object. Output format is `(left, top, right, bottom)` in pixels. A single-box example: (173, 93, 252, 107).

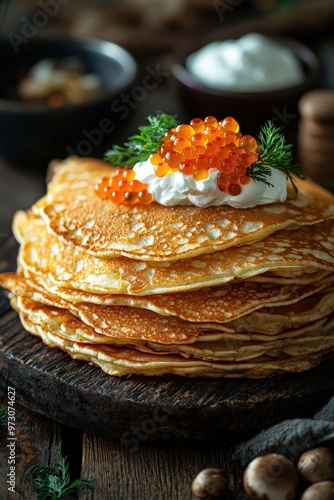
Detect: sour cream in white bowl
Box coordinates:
(186, 33, 305, 92)
(170, 33, 320, 135)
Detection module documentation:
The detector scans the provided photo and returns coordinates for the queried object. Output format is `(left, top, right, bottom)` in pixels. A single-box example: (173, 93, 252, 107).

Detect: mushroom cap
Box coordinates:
(243, 453, 298, 500)
(192, 468, 229, 499)
(301, 480, 334, 500)
(297, 447, 334, 483)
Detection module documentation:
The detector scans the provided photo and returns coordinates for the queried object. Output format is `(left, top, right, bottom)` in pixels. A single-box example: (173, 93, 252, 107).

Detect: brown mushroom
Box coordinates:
(243, 453, 298, 499)
(191, 468, 229, 499)
(301, 480, 334, 500)
(297, 447, 334, 484)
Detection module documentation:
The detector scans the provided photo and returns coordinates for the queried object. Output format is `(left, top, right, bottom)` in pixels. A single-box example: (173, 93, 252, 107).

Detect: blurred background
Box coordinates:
(0, 0, 334, 238)
(1, 0, 333, 60)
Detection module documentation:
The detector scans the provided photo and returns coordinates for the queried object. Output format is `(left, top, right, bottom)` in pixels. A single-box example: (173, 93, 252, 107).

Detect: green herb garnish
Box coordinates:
(104, 111, 179, 168)
(28, 442, 93, 499)
(104, 113, 304, 193)
(247, 121, 305, 193)
(0, 406, 6, 437)
(0, 405, 6, 423)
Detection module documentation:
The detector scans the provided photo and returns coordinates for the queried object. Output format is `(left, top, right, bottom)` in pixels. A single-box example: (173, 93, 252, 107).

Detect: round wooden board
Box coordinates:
(1, 309, 334, 447)
(1, 238, 334, 447)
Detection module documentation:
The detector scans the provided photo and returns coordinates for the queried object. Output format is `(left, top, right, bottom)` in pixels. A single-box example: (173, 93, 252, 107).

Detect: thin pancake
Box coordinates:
(15, 296, 231, 345)
(17, 298, 334, 363)
(16, 211, 334, 295)
(12, 297, 334, 354)
(19, 314, 334, 378)
(9, 285, 332, 346)
(144, 317, 334, 361)
(2, 270, 333, 324)
(35, 273, 334, 324)
(38, 157, 334, 261)
(12, 283, 334, 345)
(222, 290, 334, 334)
(247, 270, 331, 284)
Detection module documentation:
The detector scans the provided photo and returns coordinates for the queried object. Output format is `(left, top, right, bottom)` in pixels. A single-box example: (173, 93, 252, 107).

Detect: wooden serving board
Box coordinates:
(0, 237, 334, 447)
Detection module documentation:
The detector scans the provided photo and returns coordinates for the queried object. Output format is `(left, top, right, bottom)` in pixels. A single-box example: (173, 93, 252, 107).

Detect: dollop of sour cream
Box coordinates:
(133, 159, 287, 208)
(186, 33, 304, 92)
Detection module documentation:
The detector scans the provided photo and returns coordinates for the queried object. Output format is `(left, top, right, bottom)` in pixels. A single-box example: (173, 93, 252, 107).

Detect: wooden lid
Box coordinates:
(299, 90, 334, 123)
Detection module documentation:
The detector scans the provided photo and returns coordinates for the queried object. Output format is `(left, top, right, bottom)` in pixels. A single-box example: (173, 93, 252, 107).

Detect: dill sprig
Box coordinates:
(247, 121, 305, 193)
(28, 442, 93, 499)
(0, 405, 6, 423)
(104, 111, 179, 168)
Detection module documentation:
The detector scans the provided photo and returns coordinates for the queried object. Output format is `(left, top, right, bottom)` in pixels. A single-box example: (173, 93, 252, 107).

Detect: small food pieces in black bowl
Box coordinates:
(16, 57, 103, 107)
(0, 36, 137, 169)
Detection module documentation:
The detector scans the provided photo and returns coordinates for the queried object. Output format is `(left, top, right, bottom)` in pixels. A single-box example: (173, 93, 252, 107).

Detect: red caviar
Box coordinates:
(95, 168, 153, 205)
(154, 116, 256, 196)
(96, 116, 257, 204)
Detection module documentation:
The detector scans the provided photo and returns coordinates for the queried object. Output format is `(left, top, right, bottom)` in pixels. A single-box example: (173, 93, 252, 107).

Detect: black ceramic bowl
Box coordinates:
(0, 35, 137, 168)
(170, 35, 321, 137)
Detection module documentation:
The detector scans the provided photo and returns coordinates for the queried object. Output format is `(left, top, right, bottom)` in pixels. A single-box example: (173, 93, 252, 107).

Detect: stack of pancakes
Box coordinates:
(1, 157, 334, 378)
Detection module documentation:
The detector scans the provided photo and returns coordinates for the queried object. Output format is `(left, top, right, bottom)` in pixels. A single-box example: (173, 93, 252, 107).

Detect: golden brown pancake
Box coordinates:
(247, 270, 331, 284)
(19, 299, 334, 364)
(15, 211, 334, 295)
(0, 273, 334, 332)
(4, 278, 333, 362)
(18, 313, 334, 378)
(37, 157, 334, 261)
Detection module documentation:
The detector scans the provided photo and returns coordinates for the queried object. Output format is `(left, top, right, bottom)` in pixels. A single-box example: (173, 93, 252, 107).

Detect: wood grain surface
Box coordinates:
(1, 237, 334, 449)
(0, 388, 243, 500)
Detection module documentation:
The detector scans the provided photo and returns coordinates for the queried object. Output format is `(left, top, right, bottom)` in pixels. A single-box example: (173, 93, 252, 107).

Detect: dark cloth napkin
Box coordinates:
(229, 396, 334, 497)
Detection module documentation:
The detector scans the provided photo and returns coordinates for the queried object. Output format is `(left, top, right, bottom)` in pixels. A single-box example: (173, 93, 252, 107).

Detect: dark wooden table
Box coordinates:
(0, 389, 242, 500)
